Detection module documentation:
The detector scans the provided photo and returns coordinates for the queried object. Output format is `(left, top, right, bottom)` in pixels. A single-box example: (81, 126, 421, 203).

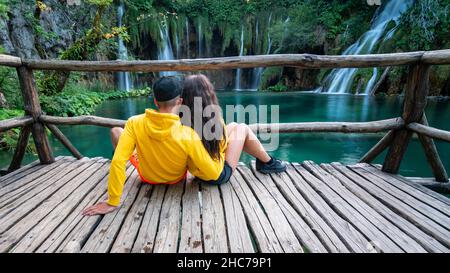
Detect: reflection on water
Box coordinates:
(1, 92, 449, 178)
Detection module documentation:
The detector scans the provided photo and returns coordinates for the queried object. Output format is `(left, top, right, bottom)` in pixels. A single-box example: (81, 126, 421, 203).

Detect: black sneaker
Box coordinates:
(256, 157, 287, 174)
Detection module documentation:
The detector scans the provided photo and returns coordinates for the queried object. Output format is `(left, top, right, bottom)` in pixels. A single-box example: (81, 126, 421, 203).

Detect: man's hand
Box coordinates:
(82, 202, 117, 216)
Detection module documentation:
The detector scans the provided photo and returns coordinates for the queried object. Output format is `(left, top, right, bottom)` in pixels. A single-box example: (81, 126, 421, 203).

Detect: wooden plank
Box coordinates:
(371, 166, 450, 206)
(249, 162, 331, 253)
(404, 177, 450, 195)
(0, 158, 86, 212)
(358, 164, 450, 217)
(0, 156, 67, 186)
(0, 157, 70, 200)
(303, 161, 426, 253)
(229, 170, 284, 253)
(16, 66, 54, 164)
(238, 166, 304, 253)
(55, 164, 136, 253)
(219, 182, 255, 253)
(80, 172, 142, 253)
(0, 159, 108, 252)
(10, 160, 110, 252)
(266, 171, 347, 253)
(0, 159, 93, 231)
(178, 180, 203, 253)
(300, 161, 404, 253)
(0, 160, 40, 185)
(110, 184, 153, 253)
(345, 165, 450, 248)
(359, 130, 395, 163)
(152, 182, 185, 253)
(131, 185, 167, 253)
(325, 163, 448, 253)
(287, 164, 370, 252)
(35, 163, 121, 252)
(201, 182, 229, 253)
(0, 158, 78, 209)
(8, 125, 32, 171)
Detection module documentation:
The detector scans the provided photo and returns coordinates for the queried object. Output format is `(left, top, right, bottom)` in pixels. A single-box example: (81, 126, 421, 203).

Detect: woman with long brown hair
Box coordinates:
(181, 74, 286, 185)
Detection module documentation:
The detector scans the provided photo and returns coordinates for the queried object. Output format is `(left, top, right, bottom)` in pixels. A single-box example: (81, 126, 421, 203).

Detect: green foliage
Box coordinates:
(0, 109, 37, 153)
(0, 66, 22, 109)
(270, 0, 375, 54)
(394, 0, 449, 51)
(0, 0, 8, 18)
(40, 84, 152, 117)
(267, 83, 288, 92)
(86, 0, 113, 6)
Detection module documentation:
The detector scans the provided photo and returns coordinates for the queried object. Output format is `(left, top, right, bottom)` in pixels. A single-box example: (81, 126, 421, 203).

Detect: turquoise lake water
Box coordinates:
(1, 92, 449, 178)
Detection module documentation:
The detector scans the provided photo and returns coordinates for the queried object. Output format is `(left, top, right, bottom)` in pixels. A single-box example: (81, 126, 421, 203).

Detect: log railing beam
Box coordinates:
(407, 122, 450, 143)
(0, 116, 33, 133)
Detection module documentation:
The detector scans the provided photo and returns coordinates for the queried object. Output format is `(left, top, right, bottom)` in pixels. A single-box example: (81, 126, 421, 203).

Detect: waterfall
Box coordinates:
(175, 31, 180, 59)
(197, 20, 204, 58)
(157, 19, 176, 77)
(234, 26, 244, 90)
(323, 0, 414, 94)
(250, 13, 272, 90)
(185, 18, 190, 58)
(117, 1, 132, 91)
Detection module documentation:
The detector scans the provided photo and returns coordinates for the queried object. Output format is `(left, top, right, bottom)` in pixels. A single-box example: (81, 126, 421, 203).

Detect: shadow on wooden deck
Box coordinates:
(0, 156, 449, 253)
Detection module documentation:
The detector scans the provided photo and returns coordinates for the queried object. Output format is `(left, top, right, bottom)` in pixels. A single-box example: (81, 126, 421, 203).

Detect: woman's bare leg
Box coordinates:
(225, 123, 271, 170)
(110, 127, 124, 149)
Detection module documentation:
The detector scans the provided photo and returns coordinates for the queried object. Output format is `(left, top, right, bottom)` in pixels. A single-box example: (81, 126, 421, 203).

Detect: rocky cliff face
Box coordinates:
(1, 0, 92, 59)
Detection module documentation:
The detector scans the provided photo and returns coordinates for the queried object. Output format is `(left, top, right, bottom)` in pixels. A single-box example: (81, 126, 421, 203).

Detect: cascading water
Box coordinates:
(234, 26, 244, 90)
(157, 19, 177, 77)
(250, 13, 272, 90)
(175, 31, 180, 59)
(117, 1, 132, 91)
(197, 20, 204, 58)
(185, 18, 190, 58)
(322, 0, 414, 94)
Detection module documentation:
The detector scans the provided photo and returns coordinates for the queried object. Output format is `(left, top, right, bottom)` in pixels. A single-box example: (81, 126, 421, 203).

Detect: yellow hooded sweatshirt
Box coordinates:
(107, 109, 227, 206)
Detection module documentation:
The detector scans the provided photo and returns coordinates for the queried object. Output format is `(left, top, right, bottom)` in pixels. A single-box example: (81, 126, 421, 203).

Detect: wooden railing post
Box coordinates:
(417, 115, 448, 182)
(382, 64, 430, 174)
(8, 125, 32, 171)
(16, 66, 54, 164)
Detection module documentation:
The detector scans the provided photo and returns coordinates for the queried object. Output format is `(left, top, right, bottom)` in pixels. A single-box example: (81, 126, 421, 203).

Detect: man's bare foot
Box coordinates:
(82, 202, 117, 216)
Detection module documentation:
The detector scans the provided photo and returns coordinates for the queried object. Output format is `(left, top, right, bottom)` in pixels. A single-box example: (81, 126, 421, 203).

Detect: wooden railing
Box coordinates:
(0, 49, 449, 185)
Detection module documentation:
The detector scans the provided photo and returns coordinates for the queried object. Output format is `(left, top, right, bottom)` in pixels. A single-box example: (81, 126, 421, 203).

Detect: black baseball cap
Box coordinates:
(152, 76, 183, 102)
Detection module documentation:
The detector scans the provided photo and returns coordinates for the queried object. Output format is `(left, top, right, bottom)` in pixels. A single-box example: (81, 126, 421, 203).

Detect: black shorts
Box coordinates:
(200, 161, 233, 185)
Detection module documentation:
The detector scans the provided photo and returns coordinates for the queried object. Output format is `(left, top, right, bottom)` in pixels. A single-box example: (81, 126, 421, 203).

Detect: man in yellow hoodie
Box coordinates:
(82, 77, 225, 216)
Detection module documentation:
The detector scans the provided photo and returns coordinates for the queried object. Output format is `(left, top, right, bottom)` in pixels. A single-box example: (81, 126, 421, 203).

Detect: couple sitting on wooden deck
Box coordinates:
(82, 74, 286, 216)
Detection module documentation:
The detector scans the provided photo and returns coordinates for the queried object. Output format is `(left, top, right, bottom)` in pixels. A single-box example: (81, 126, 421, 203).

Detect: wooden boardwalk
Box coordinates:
(0, 156, 449, 253)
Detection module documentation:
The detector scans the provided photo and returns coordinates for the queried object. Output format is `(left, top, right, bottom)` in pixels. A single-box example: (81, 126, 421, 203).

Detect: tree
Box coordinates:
(38, 0, 127, 96)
